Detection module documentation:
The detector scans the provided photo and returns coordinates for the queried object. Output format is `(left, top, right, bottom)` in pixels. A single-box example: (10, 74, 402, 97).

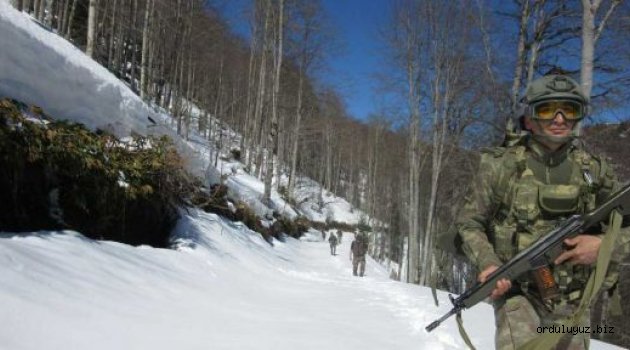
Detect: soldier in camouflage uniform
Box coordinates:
(328, 231, 338, 255)
(457, 73, 628, 350)
(350, 231, 368, 277)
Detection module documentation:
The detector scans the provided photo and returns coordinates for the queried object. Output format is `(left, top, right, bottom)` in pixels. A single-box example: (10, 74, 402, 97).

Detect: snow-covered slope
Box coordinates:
(0, 1, 152, 138)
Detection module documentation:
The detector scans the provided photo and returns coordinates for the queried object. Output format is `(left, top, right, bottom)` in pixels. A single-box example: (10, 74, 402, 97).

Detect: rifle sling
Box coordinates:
(456, 312, 477, 350)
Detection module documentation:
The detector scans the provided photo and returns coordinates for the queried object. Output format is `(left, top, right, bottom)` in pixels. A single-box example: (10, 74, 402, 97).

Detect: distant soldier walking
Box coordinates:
(336, 230, 343, 243)
(350, 231, 368, 276)
(328, 232, 338, 255)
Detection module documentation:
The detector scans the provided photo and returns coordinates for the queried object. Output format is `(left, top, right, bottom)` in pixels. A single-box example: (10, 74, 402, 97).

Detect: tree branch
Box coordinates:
(594, 0, 621, 44)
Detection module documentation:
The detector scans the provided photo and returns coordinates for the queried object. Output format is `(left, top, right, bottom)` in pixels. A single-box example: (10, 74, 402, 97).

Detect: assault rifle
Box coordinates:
(426, 183, 630, 332)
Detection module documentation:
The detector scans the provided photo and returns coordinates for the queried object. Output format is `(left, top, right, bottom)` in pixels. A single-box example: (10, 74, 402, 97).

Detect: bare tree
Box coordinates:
(580, 0, 623, 99)
(385, 0, 423, 284)
(252, 0, 272, 179)
(416, 0, 475, 286)
(264, 0, 285, 204)
(286, 0, 328, 197)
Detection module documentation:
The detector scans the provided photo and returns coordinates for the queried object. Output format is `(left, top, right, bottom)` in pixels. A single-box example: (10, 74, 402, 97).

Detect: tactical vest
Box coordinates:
(487, 140, 613, 302)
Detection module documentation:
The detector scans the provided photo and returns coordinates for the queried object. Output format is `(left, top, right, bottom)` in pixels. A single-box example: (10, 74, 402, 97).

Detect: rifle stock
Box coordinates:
(426, 183, 630, 333)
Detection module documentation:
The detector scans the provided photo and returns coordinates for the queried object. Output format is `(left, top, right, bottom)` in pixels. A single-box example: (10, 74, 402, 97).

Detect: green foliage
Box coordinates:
(230, 148, 241, 161)
(278, 185, 288, 199)
(192, 184, 243, 224)
(310, 221, 328, 231)
(272, 215, 310, 239)
(233, 202, 273, 242)
(326, 221, 355, 232)
(0, 99, 192, 247)
(293, 216, 311, 235)
(0, 99, 318, 247)
(357, 217, 372, 233)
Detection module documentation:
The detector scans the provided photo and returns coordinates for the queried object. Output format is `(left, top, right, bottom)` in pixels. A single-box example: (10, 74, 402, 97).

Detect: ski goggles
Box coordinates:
(531, 100, 584, 121)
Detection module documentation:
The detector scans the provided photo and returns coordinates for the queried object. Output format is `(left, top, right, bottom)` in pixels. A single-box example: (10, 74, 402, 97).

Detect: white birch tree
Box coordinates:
(86, 0, 98, 58)
(264, 0, 285, 204)
(580, 0, 622, 99)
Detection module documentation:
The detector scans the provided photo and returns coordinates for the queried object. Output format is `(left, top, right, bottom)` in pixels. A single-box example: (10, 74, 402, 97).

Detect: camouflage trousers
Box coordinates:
(352, 255, 366, 276)
(493, 294, 590, 350)
(330, 244, 336, 255)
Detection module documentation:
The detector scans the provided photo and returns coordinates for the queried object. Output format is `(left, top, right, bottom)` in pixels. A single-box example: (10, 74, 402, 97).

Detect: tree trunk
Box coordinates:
(65, 0, 78, 39)
(32, 0, 39, 17)
(129, 0, 139, 92)
(420, 82, 450, 286)
(107, 0, 116, 69)
(253, 0, 271, 179)
(581, 0, 597, 101)
(263, 0, 284, 204)
(140, 0, 154, 99)
(44, 0, 53, 26)
(406, 46, 421, 285)
(37, 0, 45, 21)
(212, 54, 225, 154)
(86, 0, 98, 58)
(60, 0, 69, 35)
(243, 9, 260, 169)
(287, 72, 303, 196)
(510, 0, 530, 117)
(526, 1, 545, 87)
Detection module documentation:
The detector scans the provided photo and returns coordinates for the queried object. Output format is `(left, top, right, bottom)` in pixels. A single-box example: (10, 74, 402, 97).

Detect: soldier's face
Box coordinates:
(524, 111, 577, 139)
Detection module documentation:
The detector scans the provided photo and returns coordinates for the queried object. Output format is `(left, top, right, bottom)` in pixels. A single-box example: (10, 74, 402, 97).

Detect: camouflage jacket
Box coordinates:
(457, 136, 629, 295)
(351, 235, 368, 257)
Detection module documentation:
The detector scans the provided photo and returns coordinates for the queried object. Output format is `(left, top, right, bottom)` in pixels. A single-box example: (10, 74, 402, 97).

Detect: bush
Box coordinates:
(294, 216, 311, 235)
(233, 201, 272, 242)
(0, 99, 191, 247)
(271, 215, 310, 239)
(230, 148, 241, 161)
(310, 221, 327, 231)
(192, 184, 235, 219)
(327, 221, 356, 232)
(357, 217, 372, 233)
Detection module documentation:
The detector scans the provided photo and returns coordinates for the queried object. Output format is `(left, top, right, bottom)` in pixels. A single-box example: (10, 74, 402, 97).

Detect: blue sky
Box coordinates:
(319, 0, 390, 121)
(216, 1, 629, 124)
(218, 0, 390, 121)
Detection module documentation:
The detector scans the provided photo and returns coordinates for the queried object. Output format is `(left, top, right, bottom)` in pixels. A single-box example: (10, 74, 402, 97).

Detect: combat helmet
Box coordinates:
(520, 73, 589, 142)
(523, 74, 588, 106)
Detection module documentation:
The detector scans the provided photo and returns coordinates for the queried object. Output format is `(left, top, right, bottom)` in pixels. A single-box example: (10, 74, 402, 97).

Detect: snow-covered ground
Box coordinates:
(0, 2, 623, 349)
(0, 213, 623, 350)
(1, 212, 494, 350)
